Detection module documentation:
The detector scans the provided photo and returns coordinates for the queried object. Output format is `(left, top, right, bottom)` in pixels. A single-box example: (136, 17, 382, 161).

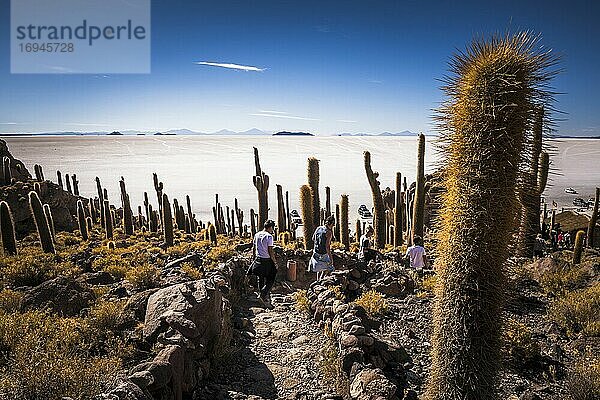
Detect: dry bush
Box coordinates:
(354, 289, 388, 317)
(549, 282, 600, 337)
(125, 264, 161, 290)
(0, 289, 23, 313)
(166, 240, 211, 257)
(319, 336, 349, 396)
(539, 264, 590, 296)
(87, 300, 126, 332)
(181, 262, 203, 280)
(204, 244, 236, 269)
(0, 247, 79, 287)
(293, 289, 311, 315)
(0, 310, 126, 399)
(330, 241, 345, 251)
(503, 318, 540, 367)
(567, 353, 600, 400)
(329, 285, 345, 301)
(419, 274, 438, 294)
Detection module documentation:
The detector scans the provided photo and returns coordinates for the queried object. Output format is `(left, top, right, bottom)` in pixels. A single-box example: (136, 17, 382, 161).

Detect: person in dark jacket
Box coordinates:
(309, 215, 335, 281)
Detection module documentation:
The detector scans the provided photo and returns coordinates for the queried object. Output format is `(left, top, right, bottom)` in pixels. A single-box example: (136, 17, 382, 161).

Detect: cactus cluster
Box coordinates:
(119, 177, 134, 236)
(426, 33, 557, 400)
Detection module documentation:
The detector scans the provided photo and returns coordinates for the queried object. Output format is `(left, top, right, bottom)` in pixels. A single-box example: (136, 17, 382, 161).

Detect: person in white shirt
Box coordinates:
(405, 235, 428, 269)
(249, 219, 278, 304)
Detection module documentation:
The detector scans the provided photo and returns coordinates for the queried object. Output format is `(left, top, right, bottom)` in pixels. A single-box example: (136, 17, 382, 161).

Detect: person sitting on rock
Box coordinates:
(405, 235, 428, 271)
(249, 219, 278, 306)
(359, 225, 378, 263)
(309, 215, 335, 281)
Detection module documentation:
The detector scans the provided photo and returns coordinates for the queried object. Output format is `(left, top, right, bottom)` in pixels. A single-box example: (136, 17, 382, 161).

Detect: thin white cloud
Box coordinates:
(337, 119, 357, 123)
(368, 79, 383, 84)
(250, 113, 319, 121)
(0, 122, 18, 125)
(258, 110, 288, 114)
(195, 61, 265, 72)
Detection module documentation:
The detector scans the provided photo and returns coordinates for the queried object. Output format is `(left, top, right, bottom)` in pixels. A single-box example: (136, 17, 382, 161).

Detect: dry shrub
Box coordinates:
(0, 247, 79, 287)
(0, 310, 126, 399)
(125, 264, 160, 290)
(319, 335, 349, 396)
(419, 274, 438, 294)
(0, 289, 23, 313)
(166, 240, 211, 257)
(539, 264, 590, 296)
(204, 244, 236, 269)
(503, 318, 540, 367)
(354, 289, 388, 317)
(549, 283, 600, 337)
(330, 241, 345, 251)
(181, 262, 203, 280)
(567, 353, 600, 400)
(87, 300, 125, 332)
(294, 289, 311, 315)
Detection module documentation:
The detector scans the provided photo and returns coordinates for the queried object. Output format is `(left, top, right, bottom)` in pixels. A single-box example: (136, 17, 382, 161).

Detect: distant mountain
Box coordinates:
(274, 131, 313, 136)
(555, 134, 600, 139)
(338, 130, 419, 137)
(239, 128, 270, 135)
(163, 128, 205, 135)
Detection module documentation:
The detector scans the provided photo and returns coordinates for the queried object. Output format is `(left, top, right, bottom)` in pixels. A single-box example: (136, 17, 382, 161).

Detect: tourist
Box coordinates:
(309, 215, 335, 280)
(249, 219, 278, 306)
(359, 225, 378, 263)
(533, 233, 546, 258)
(405, 235, 428, 271)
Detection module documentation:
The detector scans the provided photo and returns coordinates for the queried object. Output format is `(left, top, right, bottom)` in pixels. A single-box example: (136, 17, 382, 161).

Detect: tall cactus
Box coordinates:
(208, 222, 217, 245)
(252, 147, 269, 229)
(153, 173, 164, 226)
(573, 230, 585, 264)
(411, 134, 426, 242)
(276, 184, 286, 233)
(300, 185, 315, 249)
(340, 194, 349, 250)
(235, 198, 244, 236)
(517, 107, 550, 257)
(335, 204, 340, 241)
(34, 164, 44, 182)
(119, 177, 134, 236)
(285, 191, 291, 231)
(77, 200, 89, 240)
(394, 172, 404, 247)
(587, 187, 599, 248)
(250, 208, 257, 237)
(57, 170, 63, 190)
(162, 193, 174, 247)
(325, 186, 331, 218)
(2, 157, 11, 186)
(426, 33, 556, 400)
(355, 219, 362, 243)
(43, 204, 55, 242)
(0, 201, 17, 255)
(103, 200, 113, 240)
(72, 174, 80, 196)
(28, 191, 55, 254)
(96, 177, 105, 228)
(307, 157, 320, 227)
(65, 173, 72, 194)
(364, 151, 386, 248)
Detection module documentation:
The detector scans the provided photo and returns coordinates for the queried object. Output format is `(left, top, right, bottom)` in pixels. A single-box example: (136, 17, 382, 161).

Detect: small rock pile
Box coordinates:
(305, 269, 414, 400)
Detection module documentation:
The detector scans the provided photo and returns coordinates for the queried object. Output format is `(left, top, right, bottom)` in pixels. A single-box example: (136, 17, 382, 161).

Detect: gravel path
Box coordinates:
(195, 290, 345, 400)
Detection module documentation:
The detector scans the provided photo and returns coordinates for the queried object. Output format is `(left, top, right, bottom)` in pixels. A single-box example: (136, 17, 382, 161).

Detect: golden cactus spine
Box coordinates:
(0, 201, 17, 255)
(425, 33, 556, 400)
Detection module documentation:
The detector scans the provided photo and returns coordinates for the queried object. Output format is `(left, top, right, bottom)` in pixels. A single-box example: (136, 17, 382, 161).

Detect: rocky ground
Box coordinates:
(196, 289, 344, 400)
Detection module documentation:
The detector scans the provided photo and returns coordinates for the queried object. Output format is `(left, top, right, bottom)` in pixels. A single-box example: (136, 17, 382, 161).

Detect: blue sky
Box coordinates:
(0, 0, 599, 136)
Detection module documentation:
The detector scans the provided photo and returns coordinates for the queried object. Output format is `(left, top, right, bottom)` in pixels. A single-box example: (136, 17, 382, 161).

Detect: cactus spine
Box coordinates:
(425, 33, 556, 400)
(364, 151, 386, 248)
(162, 193, 174, 247)
(77, 200, 89, 241)
(0, 201, 17, 255)
(103, 200, 113, 240)
(28, 191, 55, 254)
(340, 194, 349, 250)
(587, 187, 599, 247)
(411, 134, 426, 242)
(394, 172, 404, 247)
(299, 185, 315, 249)
(252, 147, 269, 229)
(307, 157, 320, 227)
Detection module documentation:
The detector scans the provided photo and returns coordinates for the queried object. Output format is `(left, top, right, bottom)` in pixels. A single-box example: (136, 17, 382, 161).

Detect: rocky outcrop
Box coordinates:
(0, 179, 83, 238)
(0, 139, 31, 182)
(99, 259, 239, 400)
(21, 275, 95, 316)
